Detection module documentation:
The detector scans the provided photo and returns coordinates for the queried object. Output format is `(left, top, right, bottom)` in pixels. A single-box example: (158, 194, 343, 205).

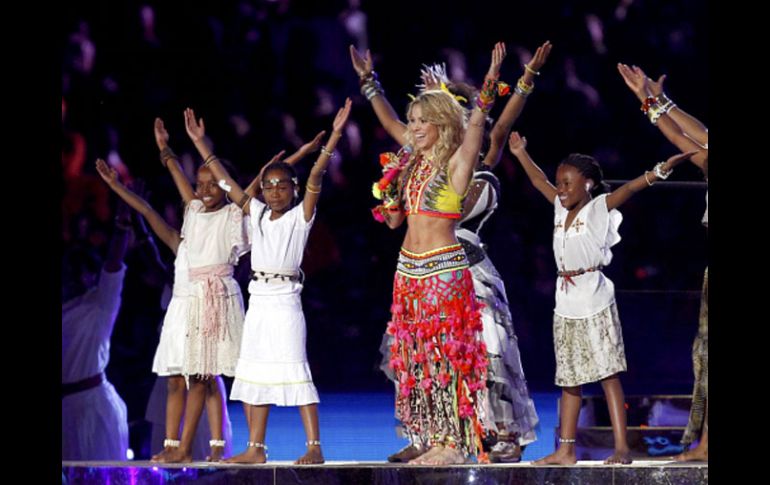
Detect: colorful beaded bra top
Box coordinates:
(402, 154, 463, 218)
(371, 146, 464, 222)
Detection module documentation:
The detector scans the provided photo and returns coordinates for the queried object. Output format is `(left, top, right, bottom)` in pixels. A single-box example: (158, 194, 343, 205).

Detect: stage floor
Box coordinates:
(63, 391, 707, 483)
(62, 460, 708, 484)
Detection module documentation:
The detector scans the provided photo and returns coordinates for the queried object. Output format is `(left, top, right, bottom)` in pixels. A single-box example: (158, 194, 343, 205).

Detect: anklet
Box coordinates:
(247, 441, 268, 450)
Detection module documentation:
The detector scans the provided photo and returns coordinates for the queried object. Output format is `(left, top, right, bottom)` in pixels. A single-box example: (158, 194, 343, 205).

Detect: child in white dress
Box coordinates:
(96, 157, 237, 461)
(181, 100, 351, 464)
(151, 118, 250, 463)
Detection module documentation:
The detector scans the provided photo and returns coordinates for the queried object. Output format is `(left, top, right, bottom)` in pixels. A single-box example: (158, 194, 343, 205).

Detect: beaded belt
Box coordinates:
(397, 244, 469, 279)
(250, 269, 303, 284)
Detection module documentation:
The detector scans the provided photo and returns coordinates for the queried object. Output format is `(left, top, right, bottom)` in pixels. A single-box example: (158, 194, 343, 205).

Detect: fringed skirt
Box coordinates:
(386, 244, 490, 458)
(379, 244, 539, 446)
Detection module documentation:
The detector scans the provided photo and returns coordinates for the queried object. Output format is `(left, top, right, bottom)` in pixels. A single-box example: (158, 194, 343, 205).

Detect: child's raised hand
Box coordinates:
(154, 118, 169, 150)
(299, 131, 326, 158)
(96, 158, 119, 186)
(184, 108, 206, 142)
(508, 131, 527, 154)
(332, 98, 353, 133)
(662, 151, 698, 172)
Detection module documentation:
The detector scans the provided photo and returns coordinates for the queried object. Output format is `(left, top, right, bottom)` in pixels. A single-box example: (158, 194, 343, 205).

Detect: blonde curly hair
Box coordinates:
(404, 90, 468, 167)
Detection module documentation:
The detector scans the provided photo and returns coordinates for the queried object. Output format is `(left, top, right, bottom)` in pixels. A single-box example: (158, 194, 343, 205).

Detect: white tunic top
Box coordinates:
(247, 199, 314, 296)
(552, 194, 623, 318)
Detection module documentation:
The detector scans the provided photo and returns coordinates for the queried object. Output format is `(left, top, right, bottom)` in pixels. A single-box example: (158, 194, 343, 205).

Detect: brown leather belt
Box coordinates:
(61, 372, 104, 399)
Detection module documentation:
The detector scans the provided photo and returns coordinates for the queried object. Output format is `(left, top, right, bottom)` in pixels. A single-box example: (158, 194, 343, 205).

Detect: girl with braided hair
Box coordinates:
(508, 130, 695, 465)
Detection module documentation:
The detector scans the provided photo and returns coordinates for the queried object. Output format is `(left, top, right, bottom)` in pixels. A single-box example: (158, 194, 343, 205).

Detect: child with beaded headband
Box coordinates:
(352, 40, 551, 463)
(507, 129, 695, 465)
(183, 99, 352, 465)
(351, 42, 506, 465)
(617, 63, 708, 462)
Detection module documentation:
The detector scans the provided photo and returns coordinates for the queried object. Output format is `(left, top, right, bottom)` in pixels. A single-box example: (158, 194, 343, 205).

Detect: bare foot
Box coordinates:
(225, 447, 267, 464)
(533, 448, 577, 465)
(207, 444, 225, 462)
(604, 448, 632, 464)
(155, 447, 192, 463)
(150, 446, 175, 463)
(388, 444, 426, 463)
(673, 445, 707, 462)
(295, 445, 324, 464)
(409, 446, 443, 465)
(422, 447, 469, 465)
